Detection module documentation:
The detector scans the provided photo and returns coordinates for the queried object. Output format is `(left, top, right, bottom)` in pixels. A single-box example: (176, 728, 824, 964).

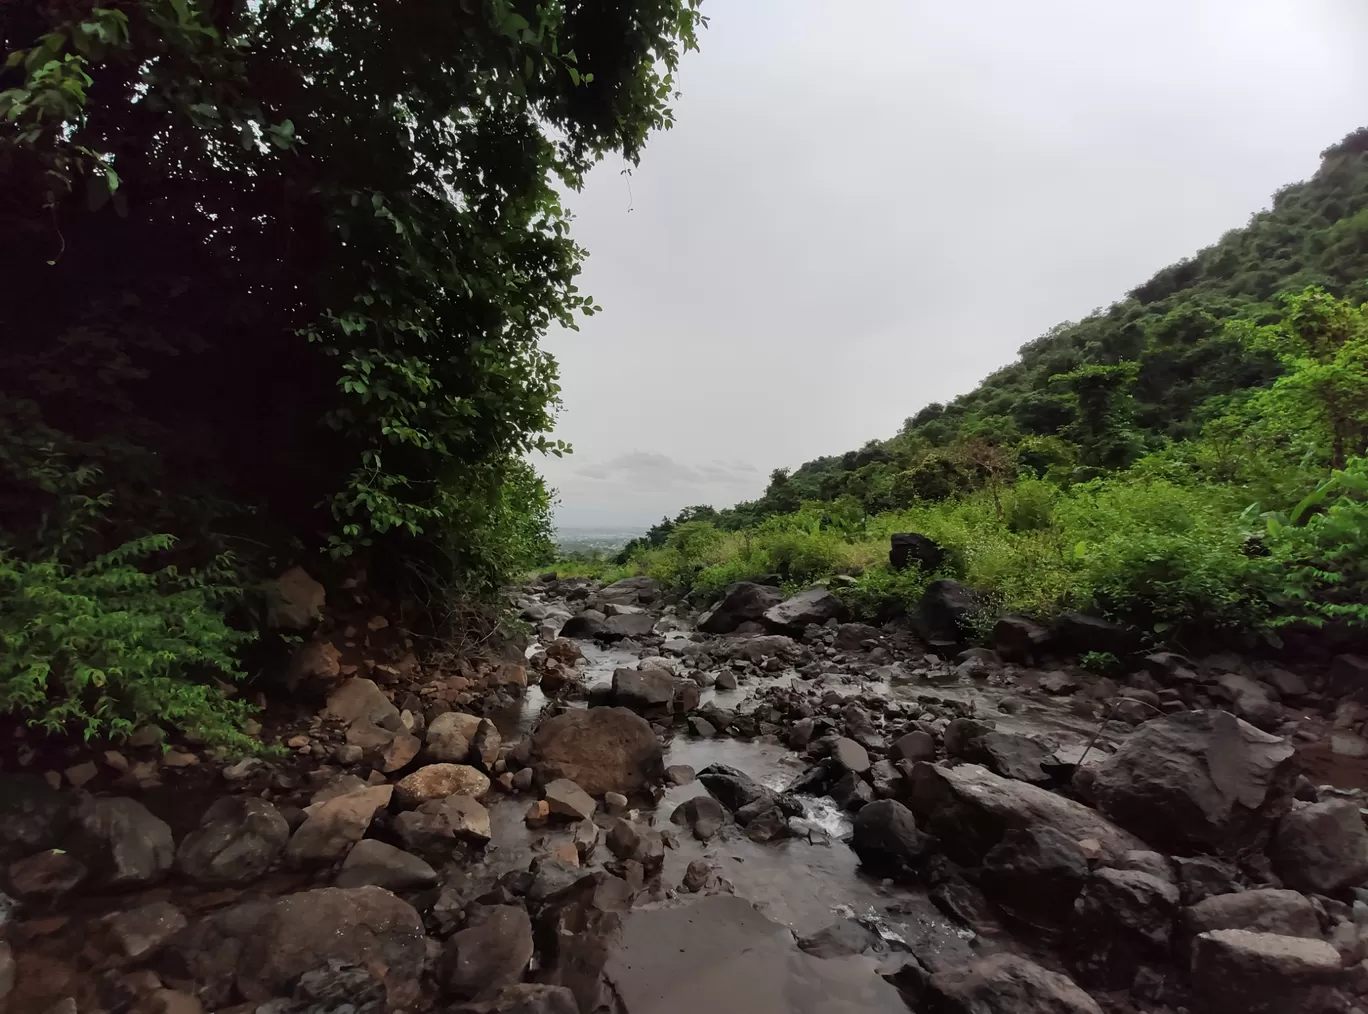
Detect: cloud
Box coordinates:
(574, 451, 757, 491)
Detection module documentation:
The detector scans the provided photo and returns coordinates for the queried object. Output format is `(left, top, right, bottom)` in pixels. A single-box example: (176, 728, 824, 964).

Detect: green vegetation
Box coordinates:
(596, 132, 1368, 648)
(1, 0, 702, 742)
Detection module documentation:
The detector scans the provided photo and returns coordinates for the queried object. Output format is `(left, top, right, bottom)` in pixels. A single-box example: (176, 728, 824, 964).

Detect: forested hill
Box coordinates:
(712, 126, 1368, 525)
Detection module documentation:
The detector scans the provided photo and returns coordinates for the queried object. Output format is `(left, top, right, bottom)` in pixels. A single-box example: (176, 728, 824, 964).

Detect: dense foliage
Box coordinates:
(596, 132, 1368, 649)
(1, 0, 703, 741)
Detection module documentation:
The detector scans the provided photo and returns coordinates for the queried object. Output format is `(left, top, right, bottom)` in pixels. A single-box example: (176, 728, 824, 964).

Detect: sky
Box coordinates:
(542, 0, 1368, 528)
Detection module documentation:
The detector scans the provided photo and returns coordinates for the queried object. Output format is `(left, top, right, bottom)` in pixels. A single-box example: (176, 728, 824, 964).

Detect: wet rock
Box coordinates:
(560, 609, 608, 639)
(714, 670, 738, 690)
(689, 716, 718, 738)
(599, 576, 661, 605)
(921, 953, 1103, 1014)
(665, 764, 695, 786)
(798, 919, 887, 958)
(1109, 849, 1173, 883)
(265, 566, 326, 630)
(762, 587, 845, 632)
(681, 859, 713, 893)
(1328, 653, 1368, 698)
(892, 730, 937, 763)
(835, 622, 881, 650)
(1085, 710, 1296, 856)
(889, 532, 944, 572)
(1214, 672, 1284, 730)
(1191, 929, 1342, 1014)
(336, 839, 438, 891)
(7, 849, 87, 896)
(968, 732, 1052, 785)
(744, 807, 791, 842)
(850, 800, 930, 880)
(108, 901, 187, 960)
(287, 785, 392, 862)
(603, 791, 628, 814)
(919, 579, 984, 644)
(544, 779, 596, 821)
(393, 764, 489, 808)
(992, 614, 1053, 664)
(324, 678, 399, 728)
(832, 737, 871, 774)
(74, 796, 174, 887)
(697, 763, 777, 813)
(1187, 888, 1320, 939)
(529, 707, 664, 796)
(440, 904, 534, 1000)
(451, 984, 578, 1014)
(0, 775, 72, 862)
(176, 796, 289, 885)
(425, 711, 476, 763)
(1270, 799, 1368, 893)
(670, 796, 728, 841)
(176, 886, 426, 1008)
(594, 896, 908, 1014)
(698, 582, 784, 635)
(1066, 868, 1179, 990)
(398, 794, 491, 849)
(606, 819, 642, 859)
(869, 759, 902, 798)
(288, 961, 385, 1014)
(284, 640, 342, 692)
(943, 718, 992, 759)
(1173, 855, 1241, 904)
(611, 668, 677, 714)
(908, 762, 1143, 864)
(981, 825, 1089, 931)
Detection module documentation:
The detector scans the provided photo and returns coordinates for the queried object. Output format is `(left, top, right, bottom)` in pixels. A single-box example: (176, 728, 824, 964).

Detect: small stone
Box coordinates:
(666, 764, 696, 786)
(1077, 838, 1103, 861)
(221, 756, 264, 782)
(682, 859, 712, 893)
(8, 850, 88, 896)
(526, 800, 550, 827)
(607, 819, 642, 859)
(379, 731, 421, 773)
(550, 842, 580, 866)
(148, 990, 203, 1014)
(333, 744, 364, 765)
(64, 761, 99, 788)
(337, 839, 438, 891)
(107, 901, 187, 960)
(128, 725, 165, 748)
(286, 735, 311, 750)
(162, 749, 200, 768)
(513, 767, 534, 791)
(43, 770, 62, 790)
(604, 791, 628, 815)
(715, 671, 738, 690)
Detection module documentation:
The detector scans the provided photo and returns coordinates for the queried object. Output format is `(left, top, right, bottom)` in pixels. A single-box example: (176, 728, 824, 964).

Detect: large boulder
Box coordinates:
(698, 582, 784, 635)
(611, 668, 678, 715)
(907, 762, 1143, 864)
(337, 839, 438, 891)
(426, 711, 481, 763)
(176, 886, 426, 1008)
(762, 587, 845, 631)
(1186, 889, 1320, 939)
(1269, 798, 1368, 893)
(919, 580, 984, 644)
(529, 707, 664, 796)
(264, 566, 326, 630)
(324, 677, 399, 727)
(601, 613, 656, 641)
(393, 764, 489, 808)
(1084, 710, 1296, 856)
(287, 785, 393, 862)
(74, 796, 174, 888)
(920, 953, 1103, 1014)
(1327, 653, 1368, 698)
(889, 532, 944, 573)
(992, 615, 1053, 664)
(1053, 612, 1140, 657)
(850, 800, 931, 880)
(1190, 930, 1343, 1014)
(439, 904, 534, 1000)
(980, 826, 1089, 932)
(559, 609, 608, 640)
(1065, 868, 1179, 990)
(176, 796, 289, 885)
(597, 576, 660, 606)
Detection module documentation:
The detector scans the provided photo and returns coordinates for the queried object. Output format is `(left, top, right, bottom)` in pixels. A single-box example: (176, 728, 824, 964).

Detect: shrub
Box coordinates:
(0, 535, 256, 747)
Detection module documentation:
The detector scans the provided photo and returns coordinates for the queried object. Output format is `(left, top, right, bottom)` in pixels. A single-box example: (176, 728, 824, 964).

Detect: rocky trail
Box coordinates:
(5, 565, 1368, 1014)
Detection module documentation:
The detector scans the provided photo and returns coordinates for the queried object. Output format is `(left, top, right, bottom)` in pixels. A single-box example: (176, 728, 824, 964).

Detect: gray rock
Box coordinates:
(762, 587, 845, 631)
(892, 730, 936, 763)
(1270, 799, 1368, 893)
(971, 731, 1053, 785)
(981, 825, 1089, 930)
(1191, 930, 1343, 1014)
(1066, 868, 1179, 990)
(74, 796, 174, 887)
(543, 778, 596, 821)
(992, 614, 1053, 664)
(889, 532, 944, 573)
(665, 764, 696, 786)
(440, 904, 534, 1000)
(425, 711, 477, 763)
(922, 953, 1103, 1014)
(602, 613, 656, 641)
(286, 785, 392, 862)
(1187, 889, 1320, 939)
(451, 984, 578, 1014)
(697, 764, 777, 814)
(0, 775, 72, 861)
(324, 678, 399, 728)
(176, 796, 289, 885)
(919, 579, 984, 644)
(264, 566, 325, 630)
(698, 583, 784, 635)
(606, 818, 642, 859)
(1173, 855, 1241, 905)
(1085, 710, 1296, 856)
(107, 901, 187, 959)
(797, 919, 887, 958)
(611, 668, 677, 714)
(832, 737, 871, 774)
(337, 839, 438, 891)
(943, 718, 993, 759)
(669, 795, 728, 841)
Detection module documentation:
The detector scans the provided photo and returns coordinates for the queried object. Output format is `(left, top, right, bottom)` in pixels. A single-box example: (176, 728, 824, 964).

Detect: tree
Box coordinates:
(1049, 362, 1143, 471)
(1234, 287, 1368, 468)
(0, 0, 704, 738)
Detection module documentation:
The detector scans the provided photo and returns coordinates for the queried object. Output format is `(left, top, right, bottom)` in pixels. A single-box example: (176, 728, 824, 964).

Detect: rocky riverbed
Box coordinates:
(5, 571, 1368, 1014)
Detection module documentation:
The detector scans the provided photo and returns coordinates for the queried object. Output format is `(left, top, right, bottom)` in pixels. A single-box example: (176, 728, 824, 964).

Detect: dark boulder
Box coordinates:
(597, 576, 661, 606)
(0, 774, 73, 861)
(610, 668, 677, 715)
(176, 796, 289, 885)
(1065, 868, 1179, 990)
(529, 708, 664, 796)
(1269, 798, 1368, 893)
(919, 580, 984, 644)
(1085, 710, 1296, 856)
(980, 826, 1089, 932)
(601, 613, 656, 641)
(889, 532, 945, 573)
(762, 587, 845, 632)
(440, 905, 534, 1000)
(849, 799, 930, 881)
(1186, 888, 1320, 940)
(1053, 612, 1140, 657)
(697, 763, 777, 814)
(1190, 930, 1342, 1014)
(74, 796, 174, 888)
(559, 610, 607, 640)
(992, 615, 1053, 663)
(698, 583, 784, 635)
(921, 953, 1103, 1014)
(1327, 653, 1368, 698)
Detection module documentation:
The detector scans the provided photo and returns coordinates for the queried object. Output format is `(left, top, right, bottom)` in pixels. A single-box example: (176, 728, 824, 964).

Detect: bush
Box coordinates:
(0, 535, 256, 747)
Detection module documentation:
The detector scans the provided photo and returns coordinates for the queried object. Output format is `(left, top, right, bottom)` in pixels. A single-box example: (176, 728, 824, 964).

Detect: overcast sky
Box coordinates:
(541, 0, 1368, 528)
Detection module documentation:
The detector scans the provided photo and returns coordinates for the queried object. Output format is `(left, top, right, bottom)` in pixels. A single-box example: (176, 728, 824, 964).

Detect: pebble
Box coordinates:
(162, 749, 200, 768)
(286, 734, 311, 749)
(65, 761, 99, 788)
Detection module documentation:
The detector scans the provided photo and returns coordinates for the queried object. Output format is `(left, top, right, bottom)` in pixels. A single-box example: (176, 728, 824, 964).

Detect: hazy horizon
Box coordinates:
(540, 0, 1368, 527)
